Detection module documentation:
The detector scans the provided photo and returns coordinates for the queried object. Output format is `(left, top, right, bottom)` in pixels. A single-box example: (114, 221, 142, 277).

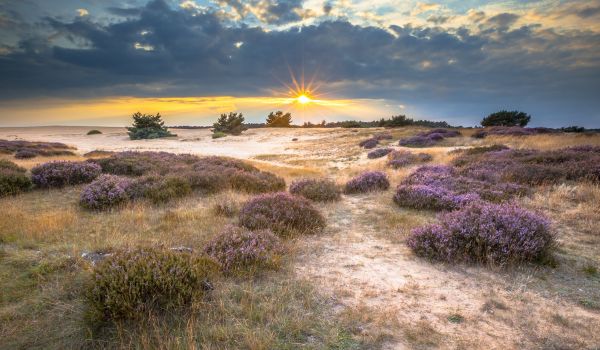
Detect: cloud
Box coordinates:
(411, 2, 441, 16)
(0, 0, 598, 126)
(76, 8, 89, 17)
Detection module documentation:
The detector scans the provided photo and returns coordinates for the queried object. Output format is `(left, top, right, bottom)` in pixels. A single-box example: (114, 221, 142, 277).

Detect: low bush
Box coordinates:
(359, 138, 379, 149)
(129, 176, 192, 204)
(80, 175, 132, 210)
(31, 161, 101, 188)
(212, 131, 227, 139)
(419, 129, 461, 138)
(367, 148, 393, 159)
(289, 178, 341, 202)
(14, 149, 37, 159)
(204, 225, 283, 272)
(87, 129, 102, 135)
(0, 139, 75, 157)
(0, 160, 32, 197)
(92, 151, 198, 176)
(398, 135, 436, 147)
(239, 192, 326, 236)
(373, 132, 393, 140)
(394, 185, 479, 211)
(87, 247, 218, 320)
(387, 150, 432, 168)
(407, 202, 554, 265)
(344, 171, 390, 194)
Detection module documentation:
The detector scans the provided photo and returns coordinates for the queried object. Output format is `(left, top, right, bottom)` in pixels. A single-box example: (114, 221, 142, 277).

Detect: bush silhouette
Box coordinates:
(213, 112, 247, 136)
(266, 111, 292, 127)
(481, 110, 531, 127)
(127, 112, 175, 140)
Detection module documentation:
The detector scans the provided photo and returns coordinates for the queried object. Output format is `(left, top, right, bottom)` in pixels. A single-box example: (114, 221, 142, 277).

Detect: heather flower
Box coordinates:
(393, 185, 479, 211)
(387, 150, 432, 168)
(289, 178, 341, 202)
(344, 171, 390, 194)
(31, 161, 101, 188)
(14, 149, 37, 159)
(80, 175, 132, 209)
(359, 138, 379, 149)
(204, 225, 283, 272)
(239, 192, 326, 236)
(407, 202, 554, 266)
(367, 148, 393, 159)
(0, 139, 75, 157)
(399, 135, 436, 147)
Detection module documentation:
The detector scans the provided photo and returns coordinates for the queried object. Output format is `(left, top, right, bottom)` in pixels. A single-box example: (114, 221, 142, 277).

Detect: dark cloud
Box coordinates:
(218, 0, 306, 24)
(323, 2, 332, 15)
(427, 15, 450, 25)
(575, 6, 600, 18)
(0, 0, 599, 126)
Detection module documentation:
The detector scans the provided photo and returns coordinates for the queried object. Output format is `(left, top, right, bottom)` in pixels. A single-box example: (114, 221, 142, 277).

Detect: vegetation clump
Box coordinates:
(387, 150, 432, 168)
(0, 139, 75, 158)
(266, 111, 292, 127)
(127, 175, 192, 204)
(0, 160, 32, 197)
(212, 112, 247, 136)
(80, 175, 132, 210)
(344, 171, 390, 194)
(367, 148, 393, 159)
(239, 192, 326, 236)
(394, 185, 479, 211)
(407, 202, 554, 266)
(481, 110, 531, 127)
(87, 247, 218, 320)
(289, 178, 341, 202)
(31, 161, 101, 188)
(204, 225, 283, 272)
(127, 112, 175, 140)
(87, 129, 102, 135)
(398, 129, 460, 147)
(14, 149, 37, 159)
(359, 138, 379, 149)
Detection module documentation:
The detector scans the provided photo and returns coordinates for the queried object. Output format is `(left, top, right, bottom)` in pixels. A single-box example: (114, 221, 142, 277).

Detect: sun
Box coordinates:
(296, 94, 312, 104)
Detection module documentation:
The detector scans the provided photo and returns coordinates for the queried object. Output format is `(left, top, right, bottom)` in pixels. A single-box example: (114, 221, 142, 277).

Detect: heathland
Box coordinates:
(1, 125, 599, 349)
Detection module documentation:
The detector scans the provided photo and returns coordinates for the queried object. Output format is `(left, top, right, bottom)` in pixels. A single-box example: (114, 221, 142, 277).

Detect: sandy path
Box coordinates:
(295, 194, 600, 349)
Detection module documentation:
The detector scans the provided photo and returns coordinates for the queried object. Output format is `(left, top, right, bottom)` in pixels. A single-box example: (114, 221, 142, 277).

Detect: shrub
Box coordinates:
(407, 202, 554, 265)
(212, 131, 227, 139)
(93, 151, 198, 176)
(419, 129, 461, 138)
(204, 225, 283, 272)
(128, 176, 192, 204)
(229, 170, 286, 193)
(14, 149, 37, 159)
(344, 171, 390, 194)
(398, 135, 437, 147)
(266, 111, 292, 127)
(373, 132, 393, 140)
(127, 112, 175, 140)
(0, 160, 32, 197)
(359, 138, 379, 149)
(368, 148, 393, 159)
(31, 161, 101, 188)
(0, 139, 75, 157)
(80, 175, 132, 210)
(289, 178, 341, 202)
(387, 150, 432, 168)
(394, 185, 479, 211)
(213, 112, 247, 135)
(239, 192, 326, 236)
(87, 129, 102, 135)
(87, 247, 218, 320)
(481, 110, 531, 127)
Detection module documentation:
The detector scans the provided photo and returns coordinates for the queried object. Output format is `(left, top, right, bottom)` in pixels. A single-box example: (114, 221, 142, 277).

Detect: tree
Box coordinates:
(213, 112, 247, 135)
(127, 112, 175, 140)
(266, 111, 292, 127)
(481, 110, 531, 127)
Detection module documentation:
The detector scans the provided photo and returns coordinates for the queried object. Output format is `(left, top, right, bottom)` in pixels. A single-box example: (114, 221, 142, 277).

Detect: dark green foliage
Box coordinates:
(127, 112, 175, 140)
(561, 126, 586, 133)
(0, 160, 32, 197)
(266, 111, 292, 127)
(87, 129, 102, 135)
(212, 131, 227, 139)
(86, 247, 218, 320)
(213, 112, 247, 135)
(329, 116, 452, 128)
(481, 110, 531, 127)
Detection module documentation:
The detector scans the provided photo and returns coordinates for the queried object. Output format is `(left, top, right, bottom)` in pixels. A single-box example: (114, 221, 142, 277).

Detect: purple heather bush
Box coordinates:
(373, 132, 393, 140)
(131, 176, 192, 204)
(387, 150, 432, 168)
(367, 148, 393, 159)
(239, 192, 326, 236)
(93, 151, 198, 176)
(398, 135, 436, 147)
(14, 149, 37, 159)
(471, 126, 560, 139)
(80, 175, 132, 210)
(344, 171, 390, 194)
(359, 138, 379, 149)
(289, 178, 341, 202)
(0, 160, 32, 197)
(394, 184, 479, 211)
(87, 247, 218, 320)
(0, 139, 75, 157)
(204, 225, 283, 272)
(407, 202, 554, 266)
(31, 161, 101, 188)
(419, 129, 461, 138)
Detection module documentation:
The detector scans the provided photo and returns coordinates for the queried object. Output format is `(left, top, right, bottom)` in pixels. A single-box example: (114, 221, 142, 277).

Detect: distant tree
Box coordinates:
(384, 115, 412, 127)
(266, 111, 292, 127)
(560, 126, 585, 133)
(213, 112, 247, 135)
(481, 110, 531, 127)
(127, 112, 175, 140)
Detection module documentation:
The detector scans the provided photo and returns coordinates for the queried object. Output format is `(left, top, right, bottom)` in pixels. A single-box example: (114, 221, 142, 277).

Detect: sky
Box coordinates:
(0, 0, 599, 127)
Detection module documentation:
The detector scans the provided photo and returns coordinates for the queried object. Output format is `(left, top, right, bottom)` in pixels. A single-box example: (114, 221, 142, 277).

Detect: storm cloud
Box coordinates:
(0, 0, 599, 126)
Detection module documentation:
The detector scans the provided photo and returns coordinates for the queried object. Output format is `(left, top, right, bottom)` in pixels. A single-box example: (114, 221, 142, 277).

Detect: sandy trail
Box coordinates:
(295, 194, 600, 349)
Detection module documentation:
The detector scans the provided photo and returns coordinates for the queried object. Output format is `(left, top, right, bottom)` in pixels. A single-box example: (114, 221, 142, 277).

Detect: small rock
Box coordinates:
(81, 251, 112, 266)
